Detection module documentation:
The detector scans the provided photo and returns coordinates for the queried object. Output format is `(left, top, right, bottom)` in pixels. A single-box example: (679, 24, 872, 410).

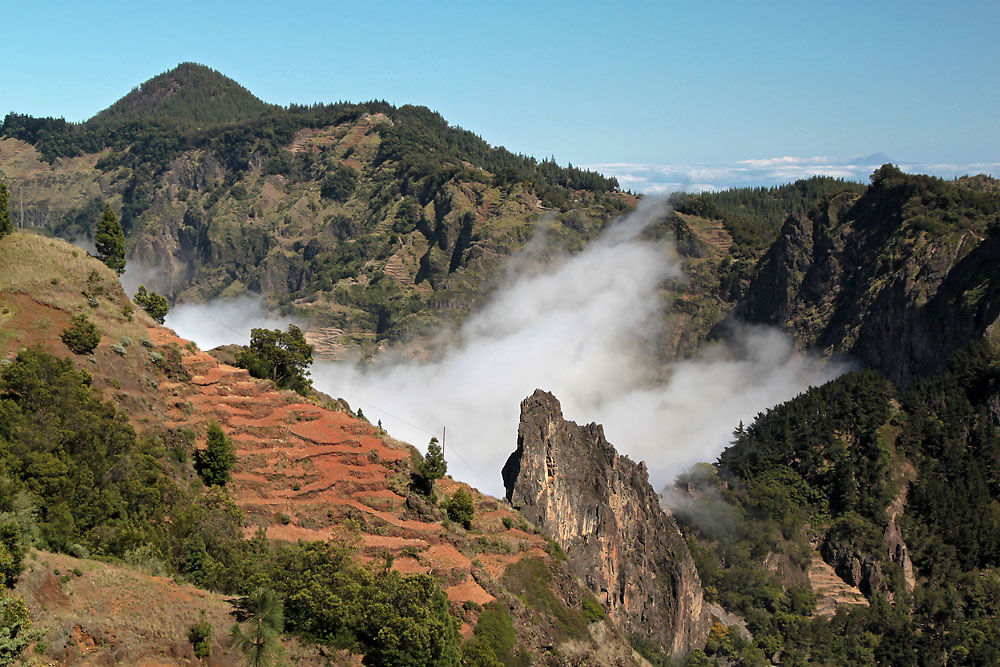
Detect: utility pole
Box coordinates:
(19, 185, 24, 229)
(442, 426, 446, 458)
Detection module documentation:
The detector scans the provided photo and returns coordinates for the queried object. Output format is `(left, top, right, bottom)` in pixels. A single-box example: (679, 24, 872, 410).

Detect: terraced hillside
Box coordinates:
(0, 231, 642, 664)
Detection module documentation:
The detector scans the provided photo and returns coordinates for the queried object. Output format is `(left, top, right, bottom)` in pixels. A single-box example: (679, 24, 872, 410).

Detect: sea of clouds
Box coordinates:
(587, 153, 1000, 194)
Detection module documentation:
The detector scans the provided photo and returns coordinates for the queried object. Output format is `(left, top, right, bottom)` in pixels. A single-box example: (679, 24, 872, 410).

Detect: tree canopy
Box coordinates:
(0, 183, 11, 238)
(235, 325, 313, 395)
(94, 203, 126, 275)
(134, 285, 170, 324)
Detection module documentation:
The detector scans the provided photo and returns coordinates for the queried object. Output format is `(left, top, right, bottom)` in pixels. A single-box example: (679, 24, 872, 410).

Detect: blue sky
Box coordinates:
(3, 1, 998, 190)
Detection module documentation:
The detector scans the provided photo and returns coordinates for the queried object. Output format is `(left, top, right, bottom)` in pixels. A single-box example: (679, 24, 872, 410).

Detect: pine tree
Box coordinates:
(194, 422, 236, 487)
(0, 183, 11, 238)
(413, 437, 447, 496)
(230, 588, 285, 667)
(95, 203, 126, 275)
(134, 285, 170, 324)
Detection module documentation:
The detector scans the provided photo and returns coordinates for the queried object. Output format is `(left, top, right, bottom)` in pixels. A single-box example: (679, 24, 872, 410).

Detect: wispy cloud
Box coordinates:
(587, 154, 1000, 194)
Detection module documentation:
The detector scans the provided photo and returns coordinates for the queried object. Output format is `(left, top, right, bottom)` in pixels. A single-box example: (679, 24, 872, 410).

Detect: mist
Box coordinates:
(165, 297, 302, 351)
(166, 198, 843, 498)
(310, 198, 842, 496)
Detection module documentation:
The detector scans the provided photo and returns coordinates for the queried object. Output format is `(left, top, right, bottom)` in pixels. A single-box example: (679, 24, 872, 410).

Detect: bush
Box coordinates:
(134, 285, 170, 324)
(187, 611, 212, 659)
(581, 595, 604, 623)
(443, 488, 475, 529)
(61, 314, 101, 354)
(474, 604, 516, 660)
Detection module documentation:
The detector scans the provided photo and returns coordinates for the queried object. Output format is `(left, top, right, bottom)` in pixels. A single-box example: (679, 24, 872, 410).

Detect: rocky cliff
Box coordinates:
(735, 166, 1000, 386)
(502, 389, 711, 656)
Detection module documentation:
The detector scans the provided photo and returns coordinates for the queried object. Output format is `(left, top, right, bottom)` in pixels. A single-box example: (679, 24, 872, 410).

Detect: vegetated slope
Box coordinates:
(15, 550, 249, 665)
(734, 164, 1000, 385)
(1, 63, 630, 356)
(652, 177, 867, 359)
(670, 345, 1000, 664)
(89, 62, 277, 128)
(0, 231, 641, 665)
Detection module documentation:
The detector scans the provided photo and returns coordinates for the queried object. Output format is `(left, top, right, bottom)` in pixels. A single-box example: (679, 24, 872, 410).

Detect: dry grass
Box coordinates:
(0, 231, 153, 344)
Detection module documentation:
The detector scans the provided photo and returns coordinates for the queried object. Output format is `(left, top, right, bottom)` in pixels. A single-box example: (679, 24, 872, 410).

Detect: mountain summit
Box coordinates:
(88, 62, 275, 127)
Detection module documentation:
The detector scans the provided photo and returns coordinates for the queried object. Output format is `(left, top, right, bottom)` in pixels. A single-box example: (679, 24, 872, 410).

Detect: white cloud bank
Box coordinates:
(306, 198, 843, 496)
(588, 154, 1000, 194)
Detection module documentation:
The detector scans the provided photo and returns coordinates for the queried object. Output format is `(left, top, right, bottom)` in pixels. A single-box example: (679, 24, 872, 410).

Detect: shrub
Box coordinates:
(581, 595, 604, 623)
(474, 603, 516, 662)
(443, 488, 475, 529)
(133, 285, 170, 324)
(187, 610, 212, 659)
(61, 314, 101, 354)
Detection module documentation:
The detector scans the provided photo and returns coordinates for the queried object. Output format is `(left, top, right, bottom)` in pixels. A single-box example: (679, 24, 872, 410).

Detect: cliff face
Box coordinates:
(503, 390, 711, 656)
(736, 169, 1000, 386)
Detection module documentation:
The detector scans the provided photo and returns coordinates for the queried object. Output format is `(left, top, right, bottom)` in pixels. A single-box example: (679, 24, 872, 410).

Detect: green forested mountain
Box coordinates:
(89, 62, 277, 128)
(674, 341, 1000, 665)
(0, 64, 627, 354)
(735, 165, 1000, 384)
(674, 176, 866, 253)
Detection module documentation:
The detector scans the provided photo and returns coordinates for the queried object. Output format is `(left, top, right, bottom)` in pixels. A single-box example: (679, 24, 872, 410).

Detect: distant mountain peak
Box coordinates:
(89, 62, 275, 127)
(861, 152, 895, 165)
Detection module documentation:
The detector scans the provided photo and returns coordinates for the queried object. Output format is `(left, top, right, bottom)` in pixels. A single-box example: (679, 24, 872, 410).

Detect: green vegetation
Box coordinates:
(268, 540, 460, 665)
(61, 313, 101, 354)
(413, 437, 446, 496)
(676, 343, 1000, 664)
(0, 183, 11, 238)
(91, 62, 276, 128)
(230, 588, 284, 667)
(234, 325, 313, 395)
(133, 285, 170, 324)
(443, 488, 475, 528)
(1, 65, 628, 349)
(193, 422, 236, 487)
(94, 203, 126, 275)
(467, 602, 516, 665)
(0, 346, 469, 662)
(868, 163, 1000, 236)
(187, 610, 212, 659)
(580, 595, 604, 623)
(501, 558, 588, 641)
(674, 176, 866, 252)
(0, 587, 37, 664)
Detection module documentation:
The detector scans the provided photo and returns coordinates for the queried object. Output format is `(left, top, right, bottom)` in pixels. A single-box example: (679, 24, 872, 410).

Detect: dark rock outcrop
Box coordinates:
(735, 172, 1000, 386)
(503, 389, 711, 656)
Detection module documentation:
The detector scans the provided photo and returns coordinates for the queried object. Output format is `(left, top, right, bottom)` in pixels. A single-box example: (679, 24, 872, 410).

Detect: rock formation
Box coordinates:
(503, 389, 711, 656)
(734, 172, 1000, 386)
